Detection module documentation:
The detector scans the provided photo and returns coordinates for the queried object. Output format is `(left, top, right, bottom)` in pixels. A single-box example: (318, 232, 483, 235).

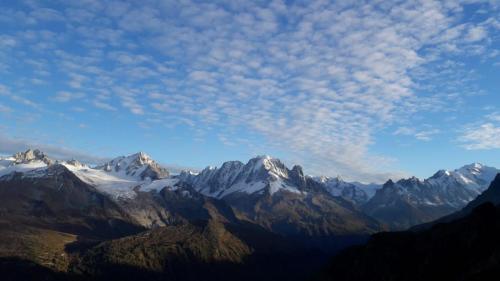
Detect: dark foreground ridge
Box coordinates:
(315, 174, 500, 281)
(0, 221, 328, 281)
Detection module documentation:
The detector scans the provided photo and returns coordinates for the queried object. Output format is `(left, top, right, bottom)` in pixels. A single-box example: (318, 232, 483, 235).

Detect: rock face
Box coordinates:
(224, 190, 381, 242)
(314, 176, 378, 205)
(362, 164, 499, 230)
(12, 149, 53, 165)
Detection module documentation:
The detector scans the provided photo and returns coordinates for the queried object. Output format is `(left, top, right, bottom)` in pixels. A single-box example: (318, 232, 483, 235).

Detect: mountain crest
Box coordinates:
(397, 176, 422, 186)
(13, 149, 53, 165)
(179, 156, 315, 198)
(97, 152, 169, 180)
(247, 155, 289, 179)
(460, 162, 485, 170)
(430, 169, 450, 179)
(64, 159, 87, 169)
(364, 165, 500, 230)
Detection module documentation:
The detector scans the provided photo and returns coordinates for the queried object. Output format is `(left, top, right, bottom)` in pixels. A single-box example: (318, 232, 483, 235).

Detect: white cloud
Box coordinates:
(460, 113, 500, 150)
(465, 26, 488, 42)
(394, 127, 416, 136)
(93, 100, 117, 111)
(461, 123, 500, 150)
(487, 113, 500, 122)
(0, 35, 16, 47)
(53, 91, 85, 102)
(0, 0, 498, 182)
(0, 103, 12, 113)
(0, 134, 109, 164)
(394, 127, 440, 141)
(0, 83, 40, 109)
(414, 130, 440, 141)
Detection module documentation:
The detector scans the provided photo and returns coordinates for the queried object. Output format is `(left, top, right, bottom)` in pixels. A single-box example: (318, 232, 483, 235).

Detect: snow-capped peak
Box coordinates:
(179, 155, 308, 198)
(0, 149, 53, 178)
(426, 163, 499, 191)
(247, 155, 289, 179)
(311, 175, 377, 204)
(96, 152, 169, 180)
(455, 163, 498, 186)
(131, 152, 155, 165)
(457, 162, 486, 175)
(63, 159, 88, 169)
(461, 162, 484, 170)
(13, 149, 53, 165)
(369, 163, 500, 210)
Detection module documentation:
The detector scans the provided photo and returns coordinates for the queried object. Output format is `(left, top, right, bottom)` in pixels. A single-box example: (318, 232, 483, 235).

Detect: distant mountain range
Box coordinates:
(316, 174, 500, 281)
(0, 149, 499, 280)
(1, 149, 498, 231)
(363, 163, 499, 229)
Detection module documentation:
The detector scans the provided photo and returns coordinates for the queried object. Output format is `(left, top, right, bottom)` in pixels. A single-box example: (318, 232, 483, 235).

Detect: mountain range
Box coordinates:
(316, 174, 500, 281)
(1, 149, 498, 231)
(363, 163, 499, 229)
(0, 149, 499, 280)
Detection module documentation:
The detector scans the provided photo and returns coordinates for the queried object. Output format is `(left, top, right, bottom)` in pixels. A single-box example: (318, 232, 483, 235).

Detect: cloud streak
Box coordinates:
(460, 113, 500, 150)
(0, 134, 109, 164)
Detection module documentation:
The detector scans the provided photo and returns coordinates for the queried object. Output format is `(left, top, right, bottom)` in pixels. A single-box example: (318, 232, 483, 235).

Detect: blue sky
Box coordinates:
(0, 0, 499, 182)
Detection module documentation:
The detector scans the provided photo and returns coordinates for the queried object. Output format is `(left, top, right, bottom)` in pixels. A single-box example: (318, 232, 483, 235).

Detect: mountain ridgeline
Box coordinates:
(316, 174, 500, 281)
(362, 163, 499, 229)
(0, 149, 498, 281)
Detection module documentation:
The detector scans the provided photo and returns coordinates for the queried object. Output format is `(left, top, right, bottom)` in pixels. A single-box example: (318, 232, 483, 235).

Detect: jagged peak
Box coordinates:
(247, 155, 282, 167)
(253, 154, 273, 161)
(125, 151, 154, 164)
(180, 169, 198, 176)
(315, 175, 345, 184)
(64, 159, 87, 169)
(245, 155, 288, 179)
(315, 175, 329, 182)
(103, 152, 157, 166)
(220, 160, 244, 170)
(398, 176, 421, 185)
(430, 169, 451, 179)
(202, 166, 217, 172)
(455, 163, 498, 176)
(459, 162, 485, 170)
(13, 149, 53, 165)
(335, 174, 344, 182)
(384, 179, 395, 186)
(248, 155, 274, 167)
(97, 151, 168, 180)
(291, 164, 304, 175)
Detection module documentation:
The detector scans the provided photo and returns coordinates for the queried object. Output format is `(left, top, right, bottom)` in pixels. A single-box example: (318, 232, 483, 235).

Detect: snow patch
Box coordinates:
(141, 178, 180, 192)
(0, 160, 48, 177)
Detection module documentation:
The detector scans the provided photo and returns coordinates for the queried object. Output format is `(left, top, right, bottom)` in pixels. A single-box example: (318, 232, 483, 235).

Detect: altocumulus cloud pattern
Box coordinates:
(0, 0, 499, 182)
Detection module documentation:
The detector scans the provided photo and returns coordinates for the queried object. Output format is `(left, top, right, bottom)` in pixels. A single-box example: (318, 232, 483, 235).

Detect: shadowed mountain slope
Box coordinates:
(316, 174, 500, 281)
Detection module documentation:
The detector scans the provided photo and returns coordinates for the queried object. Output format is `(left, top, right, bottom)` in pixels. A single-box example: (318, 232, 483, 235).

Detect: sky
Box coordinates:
(0, 0, 499, 183)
